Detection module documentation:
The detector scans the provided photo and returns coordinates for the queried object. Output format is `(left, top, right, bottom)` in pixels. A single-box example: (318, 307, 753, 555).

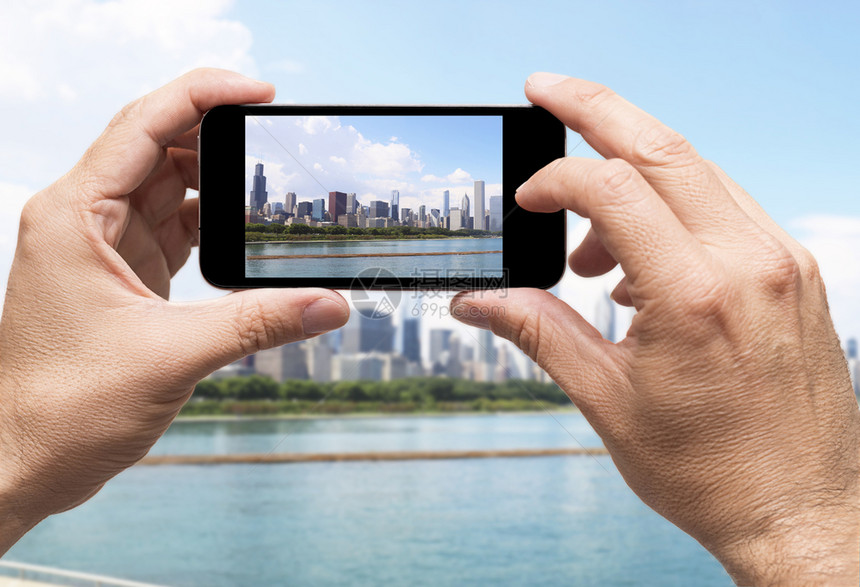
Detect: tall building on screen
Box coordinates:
(390, 190, 400, 222)
(249, 162, 267, 211)
(328, 191, 347, 224)
(473, 180, 485, 230)
(312, 198, 325, 221)
(285, 192, 297, 215)
(489, 196, 502, 232)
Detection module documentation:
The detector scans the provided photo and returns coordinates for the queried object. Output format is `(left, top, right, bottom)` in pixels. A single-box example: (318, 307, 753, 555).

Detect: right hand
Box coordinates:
(453, 72, 860, 584)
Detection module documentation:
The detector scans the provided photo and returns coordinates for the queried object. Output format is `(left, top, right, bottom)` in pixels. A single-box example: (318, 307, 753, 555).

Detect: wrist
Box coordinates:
(713, 506, 860, 586)
(0, 467, 45, 556)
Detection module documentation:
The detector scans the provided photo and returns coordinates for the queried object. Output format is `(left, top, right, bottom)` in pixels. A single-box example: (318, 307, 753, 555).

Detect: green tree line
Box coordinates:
(184, 376, 571, 416)
(245, 224, 500, 241)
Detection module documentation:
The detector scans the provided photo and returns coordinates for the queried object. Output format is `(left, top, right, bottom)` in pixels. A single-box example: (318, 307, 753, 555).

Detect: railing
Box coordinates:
(0, 561, 167, 587)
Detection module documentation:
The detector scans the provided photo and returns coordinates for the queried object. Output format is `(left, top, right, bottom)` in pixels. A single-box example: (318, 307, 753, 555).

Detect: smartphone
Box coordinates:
(199, 105, 566, 290)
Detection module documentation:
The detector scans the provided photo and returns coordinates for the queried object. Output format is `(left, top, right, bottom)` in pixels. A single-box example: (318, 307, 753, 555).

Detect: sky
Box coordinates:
(0, 0, 858, 351)
(245, 114, 502, 213)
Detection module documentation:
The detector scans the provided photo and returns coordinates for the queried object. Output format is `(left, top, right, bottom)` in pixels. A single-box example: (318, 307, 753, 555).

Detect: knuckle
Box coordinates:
(595, 158, 640, 195)
(754, 237, 804, 297)
(681, 271, 733, 322)
(19, 196, 43, 233)
(794, 246, 822, 285)
(511, 310, 544, 363)
(108, 98, 142, 131)
(233, 297, 282, 355)
(574, 82, 617, 110)
(629, 121, 697, 168)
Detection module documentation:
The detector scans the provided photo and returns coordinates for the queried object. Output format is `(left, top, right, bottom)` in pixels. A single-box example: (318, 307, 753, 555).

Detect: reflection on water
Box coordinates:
(245, 238, 503, 278)
(147, 413, 604, 456)
(7, 414, 732, 587)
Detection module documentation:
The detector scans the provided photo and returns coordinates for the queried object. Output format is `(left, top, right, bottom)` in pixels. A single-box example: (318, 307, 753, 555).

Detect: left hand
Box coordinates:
(0, 69, 350, 553)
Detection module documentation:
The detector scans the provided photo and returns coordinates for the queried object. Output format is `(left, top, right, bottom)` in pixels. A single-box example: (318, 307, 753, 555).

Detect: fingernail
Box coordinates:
(302, 298, 347, 334)
(527, 72, 568, 89)
(451, 302, 491, 329)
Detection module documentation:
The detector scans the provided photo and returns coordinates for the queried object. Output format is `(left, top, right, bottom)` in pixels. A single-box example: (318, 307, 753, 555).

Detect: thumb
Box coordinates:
(451, 288, 624, 414)
(166, 288, 349, 382)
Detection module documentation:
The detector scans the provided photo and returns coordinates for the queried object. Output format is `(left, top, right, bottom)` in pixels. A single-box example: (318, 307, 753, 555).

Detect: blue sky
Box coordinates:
(0, 0, 858, 342)
(233, 1, 860, 225)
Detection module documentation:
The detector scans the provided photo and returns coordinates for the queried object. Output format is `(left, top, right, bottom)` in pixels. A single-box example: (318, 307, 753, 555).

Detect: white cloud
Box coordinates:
(329, 156, 346, 165)
(421, 167, 474, 185)
(299, 116, 337, 135)
(0, 0, 262, 304)
(298, 143, 308, 155)
(791, 214, 860, 341)
(352, 139, 423, 178)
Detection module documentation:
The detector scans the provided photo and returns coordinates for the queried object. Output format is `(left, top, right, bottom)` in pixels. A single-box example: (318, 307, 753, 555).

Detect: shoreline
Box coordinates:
(174, 407, 579, 424)
(245, 236, 502, 245)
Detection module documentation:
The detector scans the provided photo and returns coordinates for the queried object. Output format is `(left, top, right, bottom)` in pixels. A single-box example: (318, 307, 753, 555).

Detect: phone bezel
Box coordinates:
(199, 104, 566, 290)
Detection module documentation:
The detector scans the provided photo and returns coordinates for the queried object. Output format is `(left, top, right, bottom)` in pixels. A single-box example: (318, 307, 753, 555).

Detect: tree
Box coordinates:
(192, 379, 222, 399)
(288, 223, 312, 235)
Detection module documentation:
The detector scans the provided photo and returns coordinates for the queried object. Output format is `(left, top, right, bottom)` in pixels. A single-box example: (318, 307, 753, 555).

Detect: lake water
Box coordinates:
(6, 414, 731, 586)
(245, 238, 503, 278)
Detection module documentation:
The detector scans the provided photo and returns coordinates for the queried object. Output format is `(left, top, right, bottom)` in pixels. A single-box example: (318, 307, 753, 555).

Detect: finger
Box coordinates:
(524, 73, 757, 244)
(569, 226, 618, 277)
(610, 277, 634, 307)
(166, 124, 200, 151)
(516, 156, 705, 294)
(132, 148, 198, 227)
(77, 68, 274, 201)
(156, 198, 199, 279)
(451, 289, 627, 423)
(171, 289, 350, 383)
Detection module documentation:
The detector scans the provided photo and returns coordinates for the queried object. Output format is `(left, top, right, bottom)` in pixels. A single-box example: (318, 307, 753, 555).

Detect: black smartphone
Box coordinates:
(199, 105, 566, 290)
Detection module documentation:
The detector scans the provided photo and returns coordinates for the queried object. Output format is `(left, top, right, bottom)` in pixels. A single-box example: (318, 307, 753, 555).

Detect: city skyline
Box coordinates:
(246, 162, 502, 231)
(245, 115, 502, 217)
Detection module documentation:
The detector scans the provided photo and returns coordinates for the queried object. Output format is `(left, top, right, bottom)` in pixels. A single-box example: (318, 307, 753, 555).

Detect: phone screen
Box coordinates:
(200, 104, 565, 290)
(244, 114, 503, 281)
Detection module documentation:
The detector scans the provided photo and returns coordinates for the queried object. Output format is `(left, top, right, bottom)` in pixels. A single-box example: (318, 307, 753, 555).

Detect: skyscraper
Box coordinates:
(249, 162, 268, 211)
(312, 198, 325, 221)
(296, 201, 312, 218)
(477, 328, 497, 381)
(368, 200, 389, 218)
(442, 190, 450, 217)
(489, 195, 503, 232)
(460, 194, 470, 228)
(341, 312, 395, 354)
(285, 191, 297, 216)
(402, 317, 421, 364)
(390, 190, 400, 222)
(255, 341, 308, 381)
(346, 193, 357, 214)
(328, 191, 347, 224)
(429, 329, 452, 361)
(473, 180, 485, 231)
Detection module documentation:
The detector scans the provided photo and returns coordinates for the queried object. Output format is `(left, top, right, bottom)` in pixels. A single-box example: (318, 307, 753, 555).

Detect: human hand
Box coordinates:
(0, 69, 349, 553)
(453, 73, 860, 584)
